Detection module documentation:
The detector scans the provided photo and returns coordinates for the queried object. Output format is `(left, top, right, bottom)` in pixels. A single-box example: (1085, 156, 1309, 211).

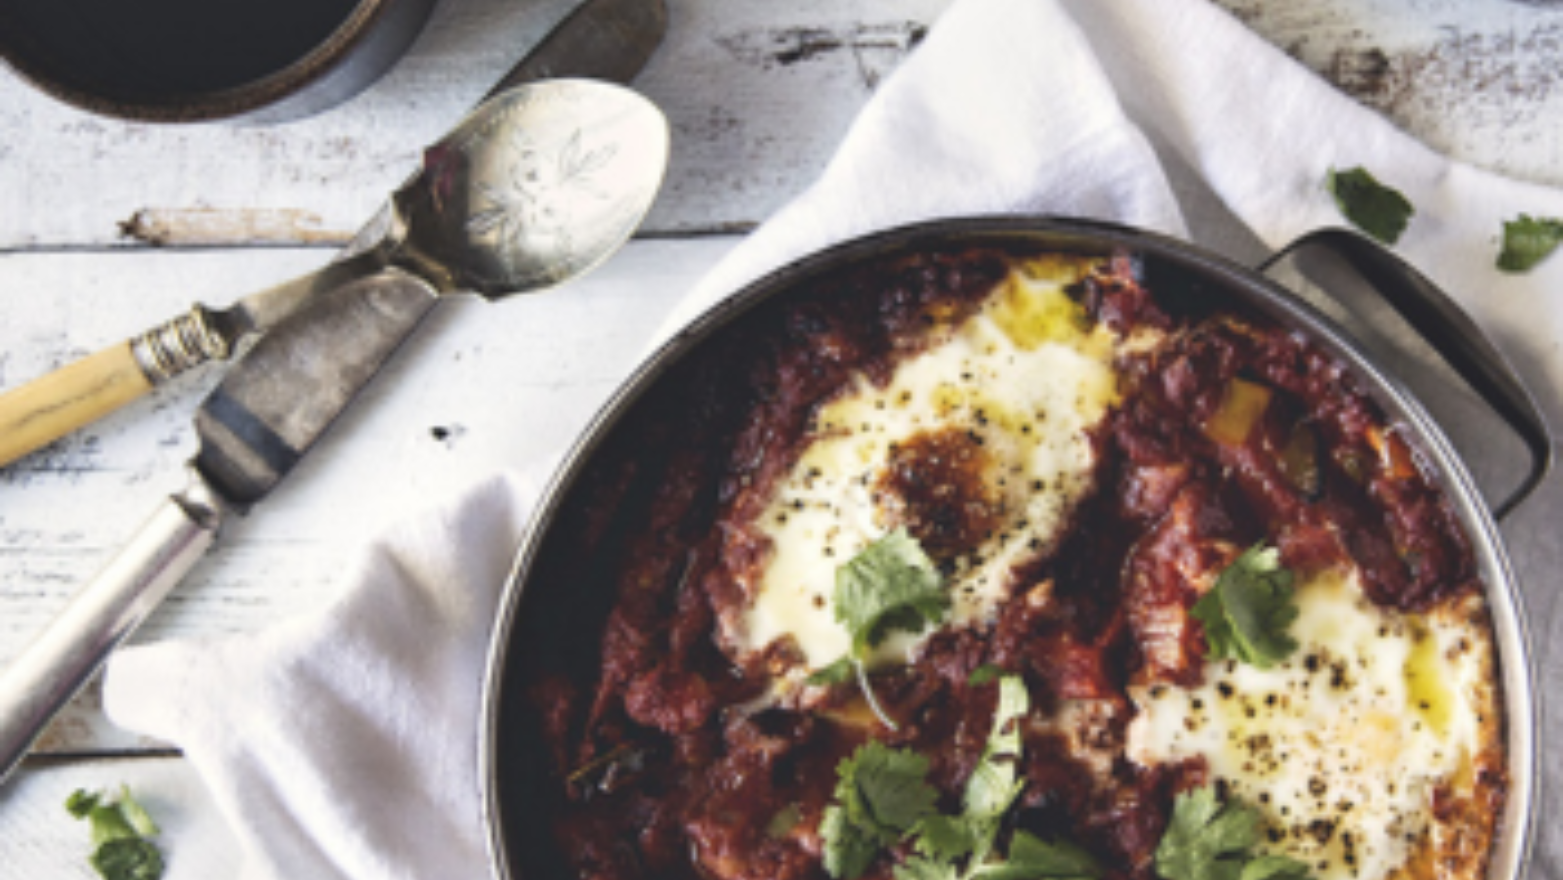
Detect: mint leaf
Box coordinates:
(1190, 545, 1298, 668)
(1497, 215, 1563, 273)
(1327, 167, 1414, 244)
(835, 529, 949, 654)
(1155, 786, 1307, 880)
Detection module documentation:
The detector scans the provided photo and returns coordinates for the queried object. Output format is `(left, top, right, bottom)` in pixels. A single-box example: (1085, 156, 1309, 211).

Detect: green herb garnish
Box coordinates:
(1155, 786, 1309, 880)
(822, 741, 941, 879)
(1497, 214, 1563, 273)
(821, 675, 1101, 880)
(1189, 544, 1299, 669)
(808, 656, 857, 686)
(834, 528, 949, 654)
(897, 676, 1062, 880)
(767, 803, 805, 839)
(1327, 167, 1414, 244)
(67, 786, 164, 880)
(984, 833, 1102, 880)
(811, 530, 951, 729)
(967, 664, 1004, 686)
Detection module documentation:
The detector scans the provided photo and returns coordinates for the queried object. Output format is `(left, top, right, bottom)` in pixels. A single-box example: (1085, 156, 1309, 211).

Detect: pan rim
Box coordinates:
(478, 214, 1537, 880)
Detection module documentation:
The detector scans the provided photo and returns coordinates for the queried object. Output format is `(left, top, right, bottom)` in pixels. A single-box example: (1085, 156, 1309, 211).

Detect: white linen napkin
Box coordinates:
(104, 0, 1563, 878)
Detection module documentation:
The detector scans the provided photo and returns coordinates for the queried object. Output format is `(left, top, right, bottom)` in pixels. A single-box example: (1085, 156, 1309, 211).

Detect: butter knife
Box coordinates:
(0, 0, 668, 782)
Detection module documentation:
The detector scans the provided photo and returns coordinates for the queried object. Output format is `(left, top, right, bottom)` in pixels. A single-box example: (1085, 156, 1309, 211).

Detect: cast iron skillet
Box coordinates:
(480, 217, 1549, 880)
(0, 0, 435, 123)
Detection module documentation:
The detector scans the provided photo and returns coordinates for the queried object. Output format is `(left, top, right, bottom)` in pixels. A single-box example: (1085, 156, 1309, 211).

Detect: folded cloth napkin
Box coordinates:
(104, 0, 1563, 878)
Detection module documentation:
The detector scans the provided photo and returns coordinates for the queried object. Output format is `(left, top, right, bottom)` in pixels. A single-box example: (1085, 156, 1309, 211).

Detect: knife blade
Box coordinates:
(0, 0, 669, 782)
(0, 0, 669, 470)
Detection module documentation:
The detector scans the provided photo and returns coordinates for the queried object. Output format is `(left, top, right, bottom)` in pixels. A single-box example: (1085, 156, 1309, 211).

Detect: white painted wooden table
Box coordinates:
(2, 0, 1560, 875)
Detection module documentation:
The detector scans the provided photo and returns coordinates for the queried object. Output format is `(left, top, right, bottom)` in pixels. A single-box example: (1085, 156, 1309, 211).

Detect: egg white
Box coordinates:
(1126, 567, 1493, 880)
(731, 258, 1121, 674)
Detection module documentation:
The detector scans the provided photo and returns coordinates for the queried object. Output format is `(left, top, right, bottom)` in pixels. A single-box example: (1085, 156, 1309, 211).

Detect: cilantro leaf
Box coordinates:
(825, 675, 1105, 880)
(1155, 786, 1260, 880)
(809, 655, 856, 686)
(823, 805, 886, 880)
(898, 856, 963, 880)
(1497, 215, 1563, 273)
(91, 838, 164, 880)
(914, 815, 982, 863)
(849, 742, 941, 832)
(822, 741, 940, 879)
(115, 787, 160, 838)
(815, 531, 950, 729)
(967, 664, 1003, 686)
(1327, 167, 1414, 245)
(1155, 786, 1308, 880)
(67, 786, 164, 880)
(1240, 855, 1313, 880)
(88, 803, 143, 848)
(973, 832, 1101, 880)
(66, 789, 101, 819)
(961, 676, 1027, 830)
(835, 529, 949, 654)
(920, 674, 1031, 872)
(768, 803, 804, 839)
(1190, 545, 1298, 668)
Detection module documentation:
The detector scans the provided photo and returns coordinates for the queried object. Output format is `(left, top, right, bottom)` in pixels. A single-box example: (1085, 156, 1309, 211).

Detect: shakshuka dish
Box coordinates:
(511, 246, 1506, 880)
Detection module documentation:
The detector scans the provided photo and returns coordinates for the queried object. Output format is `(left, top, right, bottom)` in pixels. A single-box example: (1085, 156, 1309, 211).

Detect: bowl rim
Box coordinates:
(0, 0, 426, 123)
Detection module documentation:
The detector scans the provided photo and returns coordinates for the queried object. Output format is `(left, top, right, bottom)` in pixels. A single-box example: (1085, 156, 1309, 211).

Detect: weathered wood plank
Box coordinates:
(1209, 0, 1563, 187)
(0, 236, 738, 753)
(0, 0, 946, 249)
(3, 0, 1559, 249)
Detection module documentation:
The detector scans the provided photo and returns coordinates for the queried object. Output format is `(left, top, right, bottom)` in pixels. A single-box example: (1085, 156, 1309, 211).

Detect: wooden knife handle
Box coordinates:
(0, 342, 153, 467)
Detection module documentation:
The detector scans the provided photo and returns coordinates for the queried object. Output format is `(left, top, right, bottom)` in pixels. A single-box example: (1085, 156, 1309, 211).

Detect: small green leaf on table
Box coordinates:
(1327, 167, 1414, 245)
(1498, 215, 1563, 273)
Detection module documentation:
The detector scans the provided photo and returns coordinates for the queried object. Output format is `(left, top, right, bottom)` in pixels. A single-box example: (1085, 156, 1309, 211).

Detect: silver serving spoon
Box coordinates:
(0, 78, 669, 781)
(0, 5, 665, 468)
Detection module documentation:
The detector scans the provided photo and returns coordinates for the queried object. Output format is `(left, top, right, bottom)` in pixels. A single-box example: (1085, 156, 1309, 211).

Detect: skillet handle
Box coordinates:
(1258, 227, 1552, 520)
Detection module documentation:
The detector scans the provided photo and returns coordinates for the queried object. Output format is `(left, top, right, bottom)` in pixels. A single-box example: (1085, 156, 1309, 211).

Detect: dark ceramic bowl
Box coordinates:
(0, 0, 436, 124)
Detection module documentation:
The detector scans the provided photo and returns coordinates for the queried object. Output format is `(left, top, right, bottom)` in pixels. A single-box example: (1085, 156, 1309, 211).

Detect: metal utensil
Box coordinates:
(0, 0, 668, 469)
(0, 77, 670, 782)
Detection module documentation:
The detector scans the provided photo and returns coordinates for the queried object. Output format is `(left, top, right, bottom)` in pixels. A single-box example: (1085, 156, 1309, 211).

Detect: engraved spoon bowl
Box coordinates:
(381, 78, 670, 301)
